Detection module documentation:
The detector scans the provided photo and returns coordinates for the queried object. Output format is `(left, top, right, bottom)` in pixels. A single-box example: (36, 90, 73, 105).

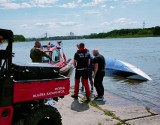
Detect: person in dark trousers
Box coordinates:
(76, 44, 94, 93)
(71, 43, 91, 101)
(92, 49, 105, 101)
(30, 41, 51, 62)
(81, 53, 94, 93)
(88, 53, 94, 92)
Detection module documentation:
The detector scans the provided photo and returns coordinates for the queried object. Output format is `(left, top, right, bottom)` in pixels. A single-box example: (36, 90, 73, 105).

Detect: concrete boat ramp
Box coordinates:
(56, 89, 160, 125)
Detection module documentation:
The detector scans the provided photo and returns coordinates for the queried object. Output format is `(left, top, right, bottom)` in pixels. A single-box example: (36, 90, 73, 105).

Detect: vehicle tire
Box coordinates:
(13, 119, 24, 125)
(24, 105, 62, 125)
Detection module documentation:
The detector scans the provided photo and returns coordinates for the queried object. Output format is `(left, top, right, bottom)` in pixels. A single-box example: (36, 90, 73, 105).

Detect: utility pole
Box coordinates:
(69, 32, 74, 36)
(143, 21, 145, 29)
(45, 33, 48, 39)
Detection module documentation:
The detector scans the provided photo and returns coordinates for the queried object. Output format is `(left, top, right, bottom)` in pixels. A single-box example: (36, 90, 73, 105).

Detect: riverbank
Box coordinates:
(56, 89, 160, 125)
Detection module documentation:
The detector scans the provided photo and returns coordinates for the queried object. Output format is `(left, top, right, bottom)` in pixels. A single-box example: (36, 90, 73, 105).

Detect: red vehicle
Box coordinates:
(42, 41, 73, 77)
(0, 29, 70, 125)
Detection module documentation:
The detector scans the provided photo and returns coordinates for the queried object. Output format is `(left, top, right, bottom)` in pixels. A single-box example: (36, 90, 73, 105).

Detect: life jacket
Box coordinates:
(76, 48, 90, 69)
(77, 48, 88, 53)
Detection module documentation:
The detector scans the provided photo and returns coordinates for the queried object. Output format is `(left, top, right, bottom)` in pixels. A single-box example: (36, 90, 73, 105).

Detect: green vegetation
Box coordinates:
(81, 97, 157, 125)
(81, 97, 130, 125)
(47, 26, 160, 40)
(84, 26, 160, 39)
(89, 100, 119, 120)
(14, 35, 26, 42)
(14, 26, 160, 41)
(98, 122, 102, 125)
(116, 122, 130, 125)
(145, 107, 157, 115)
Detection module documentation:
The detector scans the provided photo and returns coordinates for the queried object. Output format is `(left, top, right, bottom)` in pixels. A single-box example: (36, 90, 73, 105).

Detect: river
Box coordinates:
(11, 37, 160, 113)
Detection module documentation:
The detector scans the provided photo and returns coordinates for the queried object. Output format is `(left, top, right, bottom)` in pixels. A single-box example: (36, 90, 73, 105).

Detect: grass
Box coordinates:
(81, 97, 130, 125)
(98, 122, 102, 125)
(71, 90, 156, 125)
(89, 100, 117, 118)
(145, 107, 157, 115)
(81, 97, 159, 125)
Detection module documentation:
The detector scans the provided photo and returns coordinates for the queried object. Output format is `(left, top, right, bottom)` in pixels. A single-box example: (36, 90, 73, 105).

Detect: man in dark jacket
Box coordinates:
(92, 49, 105, 101)
(30, 41, 51, 62)
(71, 43, 90, 101)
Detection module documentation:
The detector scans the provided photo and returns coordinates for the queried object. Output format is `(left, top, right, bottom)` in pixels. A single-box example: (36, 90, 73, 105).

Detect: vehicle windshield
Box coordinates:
(42, 49, 60, 63)
(42, 52, 50, 62)
(52, 49, 60, 62)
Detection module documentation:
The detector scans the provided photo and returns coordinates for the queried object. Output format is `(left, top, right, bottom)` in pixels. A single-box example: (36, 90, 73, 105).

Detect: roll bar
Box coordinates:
(0, 29, 14, 73)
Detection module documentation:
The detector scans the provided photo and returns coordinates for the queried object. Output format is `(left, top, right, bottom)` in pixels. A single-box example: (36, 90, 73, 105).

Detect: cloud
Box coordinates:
(0, 0, 117, 9)
(101, 21, 111, 26)
(0, 0, 58, 9)
(114, 18, 129, 24)
(93, 0, 106, 4)
(58, 21, 77, 26)
(0, 0, 9, 4)
(113, 18, 137, 25)
(113, 18, 138, 26)
(110, 6, 115, 9)
(101, 18, 137, 26)
(101, 4, 106, 8)
(123, 0, 142, 4)
(0, 2, 32, 9)
(84, 10, 100, 14)
(57, 0, 83, 8)
(74, 14, 81, 17)
(77, 0, 82, 3)
(82, 0, 106, 7)
(57, 2, 77, 8)
(56, 0, 106, 9)
(20, 24, 30, 29)
(34, 21, 78, 29)
(34, 22, 56, 28)
(31, 0, 58, 7)
(32, 0, 58, 5)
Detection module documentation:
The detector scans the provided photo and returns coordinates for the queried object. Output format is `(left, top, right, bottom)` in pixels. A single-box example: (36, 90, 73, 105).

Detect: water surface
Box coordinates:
(12, 37, 160, 113)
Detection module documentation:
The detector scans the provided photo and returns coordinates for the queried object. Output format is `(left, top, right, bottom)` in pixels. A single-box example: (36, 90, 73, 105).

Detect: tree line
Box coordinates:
(14, 35, 26, 41)
(14, 26, 160, 41)
(83, 26, 160, 39)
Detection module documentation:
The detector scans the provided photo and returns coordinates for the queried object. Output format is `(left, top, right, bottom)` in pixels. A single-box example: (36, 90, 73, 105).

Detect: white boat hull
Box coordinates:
(105, 58, 152, 81)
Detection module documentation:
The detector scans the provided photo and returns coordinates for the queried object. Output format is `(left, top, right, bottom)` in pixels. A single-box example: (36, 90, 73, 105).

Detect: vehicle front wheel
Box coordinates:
(24, 105, 62, 125)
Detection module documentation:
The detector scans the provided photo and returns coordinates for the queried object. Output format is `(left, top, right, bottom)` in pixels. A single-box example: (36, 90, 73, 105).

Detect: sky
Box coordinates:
(0, 0, 160, 38)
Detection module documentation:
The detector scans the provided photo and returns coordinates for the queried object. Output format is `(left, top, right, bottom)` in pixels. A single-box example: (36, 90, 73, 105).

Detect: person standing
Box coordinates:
(76, 44, 94, 93)
(71, 43, 90, 101)
(30, 41, 51, 62)
(92, 49, 105, 101)
(87, 52, 94, 92)
(79, 52, 94, 93)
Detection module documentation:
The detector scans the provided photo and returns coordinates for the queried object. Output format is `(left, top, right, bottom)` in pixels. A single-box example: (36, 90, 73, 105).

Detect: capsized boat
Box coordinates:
(105, 58, 152, 81)
(42, 41, 73, 76)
